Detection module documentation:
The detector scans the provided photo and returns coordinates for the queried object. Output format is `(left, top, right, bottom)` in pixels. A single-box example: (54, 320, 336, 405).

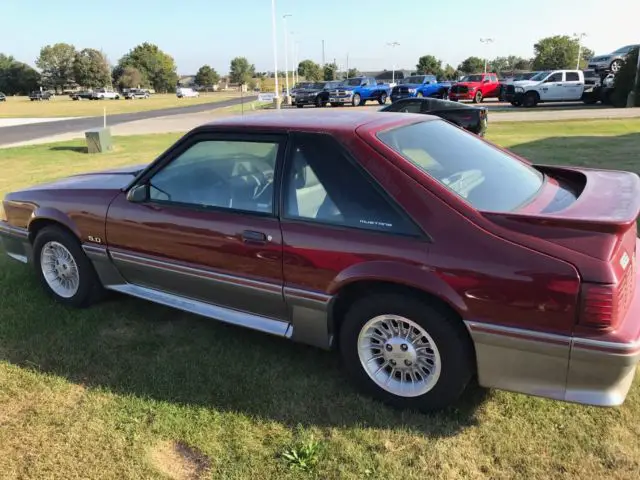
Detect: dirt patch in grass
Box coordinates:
(149, 440, 211, 480)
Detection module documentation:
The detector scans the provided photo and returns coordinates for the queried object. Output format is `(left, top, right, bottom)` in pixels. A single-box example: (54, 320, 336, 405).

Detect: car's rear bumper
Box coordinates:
(466, 239, 640, 407)
(0, 222, 31, 264)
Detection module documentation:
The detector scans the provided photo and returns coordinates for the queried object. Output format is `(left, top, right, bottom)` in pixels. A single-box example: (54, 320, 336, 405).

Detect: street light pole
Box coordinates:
(387, 42, 400, 84)
(480, 38, 494, 73)
(283, 14, 292, 101)
(270, 0, 280, 107)
(291, 31, 298, 85)
(574, 33, 587, 70)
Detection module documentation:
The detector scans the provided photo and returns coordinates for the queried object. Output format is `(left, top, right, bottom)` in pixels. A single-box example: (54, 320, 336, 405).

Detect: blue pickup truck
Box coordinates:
(328, 76, 392, 107)
(390, 75, 451, 103)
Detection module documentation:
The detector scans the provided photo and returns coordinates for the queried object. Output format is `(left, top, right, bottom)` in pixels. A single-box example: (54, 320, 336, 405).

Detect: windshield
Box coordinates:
(612, 45, 637, 54)
(461, 75, 483, 82)
(376, 120, 544, 212)
(529, 71, 551, 81)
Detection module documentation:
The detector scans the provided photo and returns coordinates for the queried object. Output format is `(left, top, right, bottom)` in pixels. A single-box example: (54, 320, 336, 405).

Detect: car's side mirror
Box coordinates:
(361, 82, 367, 87)
(126, 184, 149, 203)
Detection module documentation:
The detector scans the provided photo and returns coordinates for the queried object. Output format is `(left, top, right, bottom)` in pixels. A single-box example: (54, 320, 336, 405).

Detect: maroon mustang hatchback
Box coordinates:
(1, 110, 639, 412)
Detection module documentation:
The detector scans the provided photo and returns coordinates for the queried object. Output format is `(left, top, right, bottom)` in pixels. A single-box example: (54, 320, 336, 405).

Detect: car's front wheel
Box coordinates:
(473, 91, 483, 103)
(378, 93, 387, 105)
(352, 93, 362, 107)
(610, 59, 622, 73)
(33, 226, 103, 308)
(339, 293, 473, 412)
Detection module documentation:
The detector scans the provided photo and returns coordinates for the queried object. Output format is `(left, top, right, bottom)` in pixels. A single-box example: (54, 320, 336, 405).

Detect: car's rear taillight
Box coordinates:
(580, 283, 619, 329)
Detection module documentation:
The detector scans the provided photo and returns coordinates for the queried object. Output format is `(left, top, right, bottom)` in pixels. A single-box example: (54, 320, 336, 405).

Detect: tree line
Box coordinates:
(0, 35, 603, 95)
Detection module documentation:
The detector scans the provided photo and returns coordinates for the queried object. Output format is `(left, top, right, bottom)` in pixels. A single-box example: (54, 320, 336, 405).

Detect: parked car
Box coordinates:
(328, 76, 391, 106)
(0, 92, 6, 102)
(288, 82, 315, 103)
(91, 88, 120, 100)
(504, 70, 587, 107)
(29, 91, 52, 101)
(70, 91, 93, 101)
(294, 81, 341, 108)
(176, 87, 199, 98)
(125, 89, 150, 100)
(588, 44, 640, 73)
(380, 97, 488, 136)
(498, 72, 539, 100)
(448, 73, 500, 103)
(390, 75, 451, 102)
(2, 110, 639, 413)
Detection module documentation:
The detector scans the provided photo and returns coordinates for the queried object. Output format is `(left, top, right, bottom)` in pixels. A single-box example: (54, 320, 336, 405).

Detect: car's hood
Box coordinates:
(453, 82, 481, 88)
(297, 88, 323, 94)
(512, 80, 539, 87)
(21, 165, 146, 192)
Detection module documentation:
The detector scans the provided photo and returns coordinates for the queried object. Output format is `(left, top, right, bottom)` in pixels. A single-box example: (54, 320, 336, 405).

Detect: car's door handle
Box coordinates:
(241, 230, 268, 243)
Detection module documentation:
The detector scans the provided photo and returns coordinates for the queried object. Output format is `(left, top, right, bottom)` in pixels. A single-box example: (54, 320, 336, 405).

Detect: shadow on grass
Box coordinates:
(505, 132, 640, 174)
(49, 146, 88, 154)
(0, 261, 489, 438)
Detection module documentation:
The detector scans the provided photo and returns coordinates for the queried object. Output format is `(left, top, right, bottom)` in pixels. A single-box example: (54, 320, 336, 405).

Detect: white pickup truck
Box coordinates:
(504, 70, 586, 107)
(91, 88, 120, 100)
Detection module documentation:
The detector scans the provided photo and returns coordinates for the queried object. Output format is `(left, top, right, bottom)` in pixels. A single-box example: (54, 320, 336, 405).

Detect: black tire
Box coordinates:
(352, 93, 362, 107)
(296, 104, 304, 108)
(510, 101, 522, 107)
(339, 293, 474, 412)
(610, 59, 622, 73)
(523, 91, 539, 107)
(378, 93, 387, 105)
(473, 90, 483, 103)
(33, 226, 104, 308)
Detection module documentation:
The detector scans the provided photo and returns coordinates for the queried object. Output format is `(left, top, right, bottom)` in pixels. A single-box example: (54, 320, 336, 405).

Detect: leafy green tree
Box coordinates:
(0, 54, 40, 94)
(73, 48, 110, 88)
(416, 55, 443, 76)
(114, 65, 145, 89)
(323, 62, 337, 81)
(36, 43, 76, 92)
(457, 56, 485, 74)
(297, 60, 322, 81)
(195, 65, 220, 87)
(115, 43, 178, 93)
(229, 57, 255, 85)
(442, 64, 458, 80)
(345, 68, 360, 79)
(532, 35, 594, 70)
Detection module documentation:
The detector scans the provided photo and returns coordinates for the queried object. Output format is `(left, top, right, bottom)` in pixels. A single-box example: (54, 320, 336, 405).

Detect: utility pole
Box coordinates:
(574, 32, 587, 70)
(270, 0, 280, 108)
(346, 53, 349, 78)
(282, 13, 292, 102)
(480, 38, 494, 73)
(386, 42, 400, 84)
(322, 40, 325, 65)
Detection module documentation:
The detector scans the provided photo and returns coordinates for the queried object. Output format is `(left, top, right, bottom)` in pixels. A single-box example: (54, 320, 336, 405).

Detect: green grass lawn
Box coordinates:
(0, 92, 242, 118)
(1, 119, 640, 479)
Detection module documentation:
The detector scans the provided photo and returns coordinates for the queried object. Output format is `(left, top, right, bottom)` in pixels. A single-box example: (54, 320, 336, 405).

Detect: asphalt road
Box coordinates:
(0, 96, 257, 146)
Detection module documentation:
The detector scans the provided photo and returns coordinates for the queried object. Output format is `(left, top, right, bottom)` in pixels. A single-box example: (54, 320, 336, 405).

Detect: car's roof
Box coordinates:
(202, 109, 433, 134)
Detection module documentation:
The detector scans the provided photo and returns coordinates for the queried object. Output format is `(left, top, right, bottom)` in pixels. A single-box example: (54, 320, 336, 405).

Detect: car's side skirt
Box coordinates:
(108, 283, 293, 338)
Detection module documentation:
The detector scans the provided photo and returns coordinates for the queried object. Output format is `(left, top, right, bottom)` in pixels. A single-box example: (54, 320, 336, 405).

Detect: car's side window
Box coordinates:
(566, 72, 580, 82)
(546, 72, 564, 82)
(283, 133, 421, 236)
(148, 139, 279, 214)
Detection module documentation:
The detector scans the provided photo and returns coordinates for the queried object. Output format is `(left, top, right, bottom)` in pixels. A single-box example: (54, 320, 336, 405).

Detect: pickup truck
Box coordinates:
(91, 88, 120, 100)
(29, 91, 53, 101)
(328, 76, 391, 107)
(448, 73, 500, 103)
(390, 74, 451, 102)
(503, 70, 587, 107)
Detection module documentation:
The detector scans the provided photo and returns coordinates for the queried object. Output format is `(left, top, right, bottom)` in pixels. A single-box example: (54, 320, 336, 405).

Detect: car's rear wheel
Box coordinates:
(352, 93, 362, 107)
(473, 91, 483, 103)
(339, 293, 474, 412)
(378, 93, 387, 105)
(33, 226, 103, 308)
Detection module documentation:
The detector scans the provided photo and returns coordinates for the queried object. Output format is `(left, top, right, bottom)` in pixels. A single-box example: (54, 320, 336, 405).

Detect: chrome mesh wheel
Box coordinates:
(357, 315, 441, 397)
(40, 241, 80, 298)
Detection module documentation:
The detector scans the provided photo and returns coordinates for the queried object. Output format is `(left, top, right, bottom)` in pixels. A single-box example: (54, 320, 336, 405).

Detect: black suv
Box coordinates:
(295, 81, 342, 108)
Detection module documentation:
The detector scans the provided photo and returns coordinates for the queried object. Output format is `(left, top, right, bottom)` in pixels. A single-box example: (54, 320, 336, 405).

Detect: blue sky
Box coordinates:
(1, 0, 638, 75)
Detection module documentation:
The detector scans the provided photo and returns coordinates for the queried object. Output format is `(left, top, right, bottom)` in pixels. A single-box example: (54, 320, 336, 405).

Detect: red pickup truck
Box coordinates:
(448, 73, 500, 103)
